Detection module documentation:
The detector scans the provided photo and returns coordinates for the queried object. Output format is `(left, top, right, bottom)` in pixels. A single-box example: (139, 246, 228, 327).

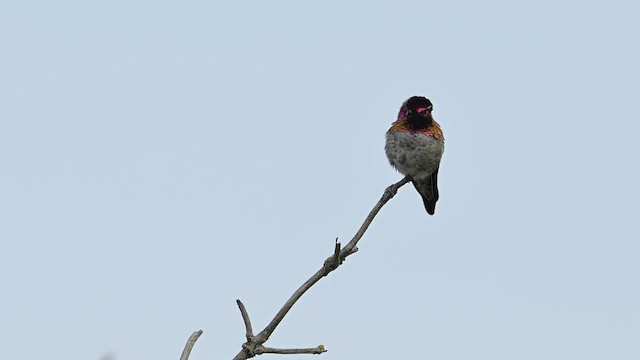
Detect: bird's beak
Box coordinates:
(417, 105, 433, 115)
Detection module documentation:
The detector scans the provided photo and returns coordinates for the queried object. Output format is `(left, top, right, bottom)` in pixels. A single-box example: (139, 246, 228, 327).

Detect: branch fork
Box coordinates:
(235, 299, 327, 359)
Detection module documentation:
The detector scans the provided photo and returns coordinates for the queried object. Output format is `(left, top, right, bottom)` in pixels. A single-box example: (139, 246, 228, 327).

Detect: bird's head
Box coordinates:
(398, 96, 434, 130)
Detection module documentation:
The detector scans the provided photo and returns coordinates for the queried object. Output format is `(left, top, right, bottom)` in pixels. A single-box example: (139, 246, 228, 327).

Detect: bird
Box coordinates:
(385, 96, 445, 215)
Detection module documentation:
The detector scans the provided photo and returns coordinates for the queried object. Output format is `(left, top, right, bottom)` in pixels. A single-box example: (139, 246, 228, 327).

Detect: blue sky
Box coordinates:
(1, 1, 639, 359)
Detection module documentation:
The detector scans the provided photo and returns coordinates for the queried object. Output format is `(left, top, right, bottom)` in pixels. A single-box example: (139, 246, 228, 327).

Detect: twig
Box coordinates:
(237, 299, 254, 340)
(340, 175, 411, 257)
(259, 345, 326, 355)
(180, 330, 203, 360)
(325, 238, 341, 270)
(230, 176, 411, 359)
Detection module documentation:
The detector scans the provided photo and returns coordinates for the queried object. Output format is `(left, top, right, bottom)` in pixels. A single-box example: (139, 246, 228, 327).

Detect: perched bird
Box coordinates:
(385, 96, 445, 215)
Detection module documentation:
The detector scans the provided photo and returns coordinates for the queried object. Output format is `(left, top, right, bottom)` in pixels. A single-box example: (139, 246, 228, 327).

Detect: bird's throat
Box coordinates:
(406, 115, 433, 131)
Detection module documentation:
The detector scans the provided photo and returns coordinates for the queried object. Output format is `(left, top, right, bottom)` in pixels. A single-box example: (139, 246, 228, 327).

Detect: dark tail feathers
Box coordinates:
(412, 166, 440, 215)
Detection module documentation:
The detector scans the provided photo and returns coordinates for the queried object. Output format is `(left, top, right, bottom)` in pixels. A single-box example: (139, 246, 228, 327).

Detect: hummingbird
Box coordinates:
(385, 96, 444, 215)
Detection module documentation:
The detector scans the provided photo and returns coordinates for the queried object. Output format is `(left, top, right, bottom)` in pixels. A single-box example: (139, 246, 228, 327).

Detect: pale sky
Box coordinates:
(2, 1, 639, 359)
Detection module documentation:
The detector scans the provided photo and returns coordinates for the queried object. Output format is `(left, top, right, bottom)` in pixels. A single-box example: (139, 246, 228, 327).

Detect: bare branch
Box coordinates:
(180, 330, 203, 360)
(259, 345, 326, 355)
(236, 299, 254, 340)
(231, 177, 411, 359)
(255, 269, 327, 344)
(340, 176, 411, 257)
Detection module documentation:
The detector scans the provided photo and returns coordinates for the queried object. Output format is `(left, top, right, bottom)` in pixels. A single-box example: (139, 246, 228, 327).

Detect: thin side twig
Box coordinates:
(259, 345, 326, 355)
(180, 330, 203, 360)
(326, 238, 341, 270)
(237, 299, 254, 340)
